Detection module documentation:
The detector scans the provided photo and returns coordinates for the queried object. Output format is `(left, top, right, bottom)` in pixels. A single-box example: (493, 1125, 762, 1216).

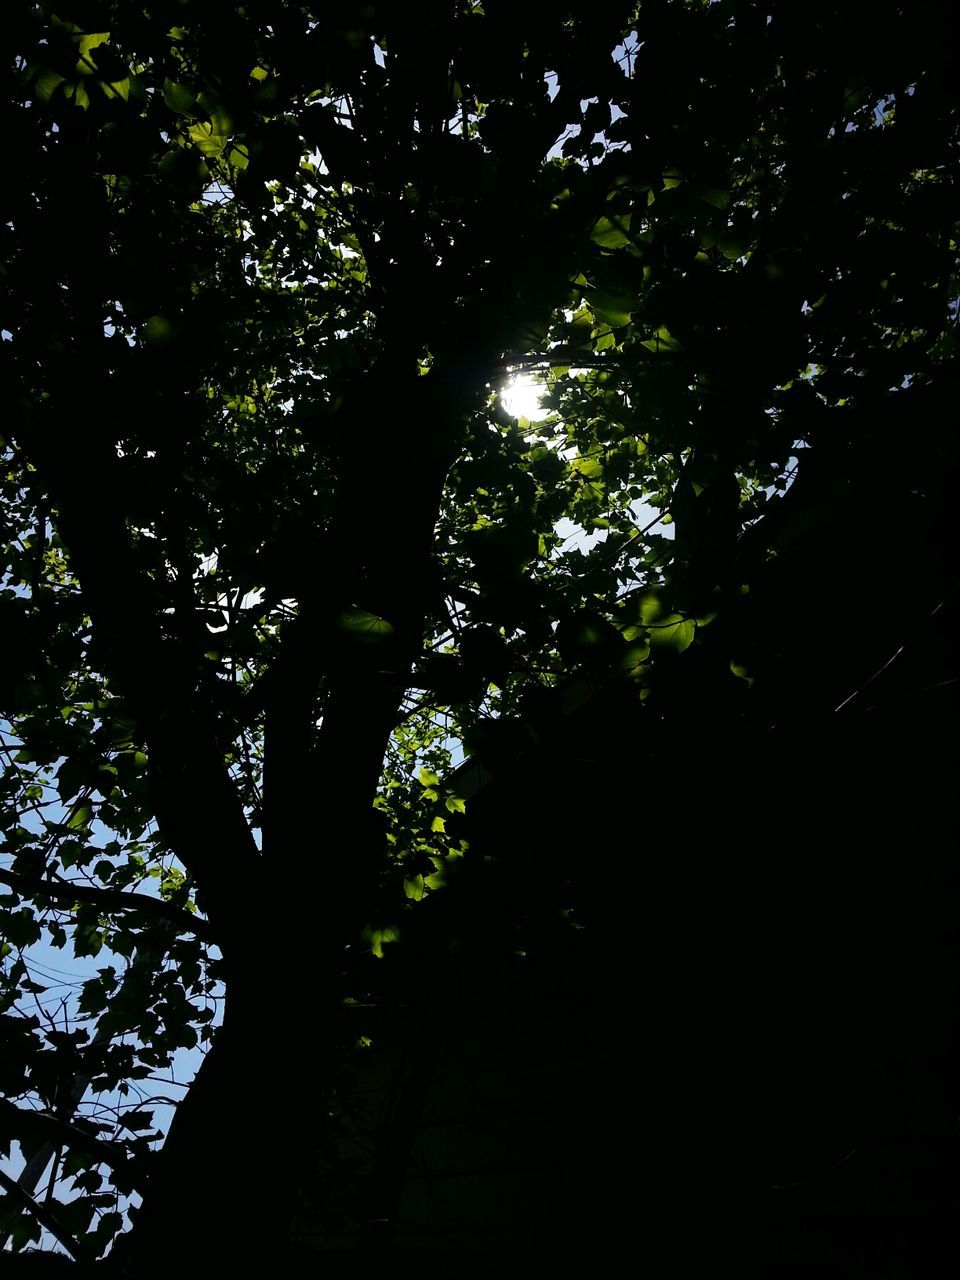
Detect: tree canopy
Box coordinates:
(1, 1, 958, 1273)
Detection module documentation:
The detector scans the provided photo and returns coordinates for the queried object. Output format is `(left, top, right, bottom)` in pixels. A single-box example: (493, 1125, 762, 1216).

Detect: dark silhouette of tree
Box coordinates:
(1, 2, 957, 1274)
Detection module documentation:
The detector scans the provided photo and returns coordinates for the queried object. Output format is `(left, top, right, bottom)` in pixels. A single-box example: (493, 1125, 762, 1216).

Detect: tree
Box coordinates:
(1, 0, 958, 1273)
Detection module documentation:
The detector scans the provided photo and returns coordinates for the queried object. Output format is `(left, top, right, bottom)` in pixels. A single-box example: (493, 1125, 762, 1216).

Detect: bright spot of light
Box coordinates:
(501, 373, 549, 422)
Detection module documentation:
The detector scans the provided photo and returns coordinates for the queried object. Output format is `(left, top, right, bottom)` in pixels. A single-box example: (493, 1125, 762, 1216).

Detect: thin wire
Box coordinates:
(768, 1146, 858, 1190)
(834, 598, 947, 713)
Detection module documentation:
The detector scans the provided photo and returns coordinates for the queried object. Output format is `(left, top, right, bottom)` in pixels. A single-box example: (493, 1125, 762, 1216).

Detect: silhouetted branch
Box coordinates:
(0, 1165, 82, 1261)
(0, 870, 212, 942)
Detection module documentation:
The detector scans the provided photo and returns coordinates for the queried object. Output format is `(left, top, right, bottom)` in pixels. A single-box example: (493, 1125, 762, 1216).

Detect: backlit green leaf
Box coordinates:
(189, 120, 230, 158)
(336, 610, 395, 642)
(591, 215, 631, 249)
(586, 288, 634, 328)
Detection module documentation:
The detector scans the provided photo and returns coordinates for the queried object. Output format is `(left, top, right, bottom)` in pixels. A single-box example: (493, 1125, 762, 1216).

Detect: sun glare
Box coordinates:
(501, 373, 549, 422)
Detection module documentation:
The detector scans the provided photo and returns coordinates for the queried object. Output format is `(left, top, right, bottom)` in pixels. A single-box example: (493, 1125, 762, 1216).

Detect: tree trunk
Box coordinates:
(124, 953, 348, 1274)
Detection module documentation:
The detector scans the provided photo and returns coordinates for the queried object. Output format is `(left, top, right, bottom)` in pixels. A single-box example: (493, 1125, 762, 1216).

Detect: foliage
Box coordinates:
(0, 0, 957, 1270)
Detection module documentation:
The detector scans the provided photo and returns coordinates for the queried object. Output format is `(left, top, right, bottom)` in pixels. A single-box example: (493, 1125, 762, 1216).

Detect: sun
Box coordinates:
(501, 373, 549, 422)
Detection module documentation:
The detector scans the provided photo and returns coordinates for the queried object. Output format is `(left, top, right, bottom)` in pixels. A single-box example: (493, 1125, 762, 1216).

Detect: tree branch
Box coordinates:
(0, 1099, 148, 1194)
(19, 403, 261, 957)
(0, 1164, 82, 1260)
(0, 870, 213, 942)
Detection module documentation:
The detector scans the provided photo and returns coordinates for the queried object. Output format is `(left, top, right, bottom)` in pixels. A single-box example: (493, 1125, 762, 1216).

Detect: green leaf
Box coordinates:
(620, 640, 651, 673)
(633, 592, 694, 650)
(68, 803, 94, 831)
(572, 454, 603, 480)
(645, 614, 695, 652)
(362, 925, 400, 959)
(101, 77, 130, 102)
(336, 609, 395, 642)
(188, 120, 230, 158)
(76, 32, 110, 72)
(663, 617, 695, 652)
(585, 288, 634, 328)
(403, 875, 425, 901)
(34, 68, 66, 103)
(640, 325, 683, 354)
(590, 214, 631, 249)
(719, 230, 750, 260)
(163, 79, 196, 113)
(567, 307, 595, 345)
(693, 184, 729, 209)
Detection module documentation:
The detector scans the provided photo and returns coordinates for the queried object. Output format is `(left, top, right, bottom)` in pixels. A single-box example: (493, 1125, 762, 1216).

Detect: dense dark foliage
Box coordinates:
(1, 1, 958, 1273)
